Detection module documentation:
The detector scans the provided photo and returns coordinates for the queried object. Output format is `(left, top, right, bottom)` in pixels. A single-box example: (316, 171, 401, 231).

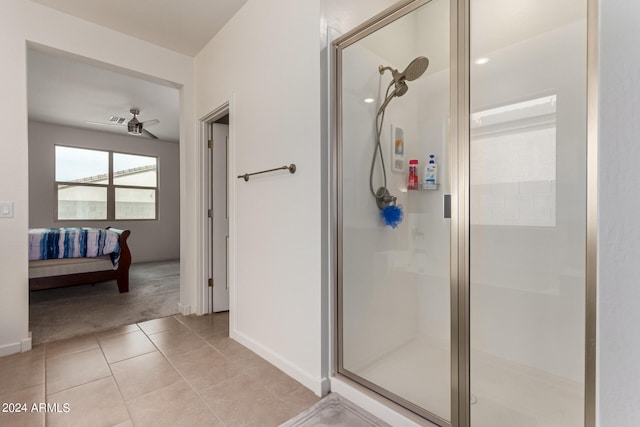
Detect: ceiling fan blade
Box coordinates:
(142, 129, 159, 139)
(84, 121, 124, 127)
(142, 119, 159, 127)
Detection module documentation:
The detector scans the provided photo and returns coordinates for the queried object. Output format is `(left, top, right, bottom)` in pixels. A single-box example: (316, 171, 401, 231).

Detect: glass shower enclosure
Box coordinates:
(334, 0, 592, 426)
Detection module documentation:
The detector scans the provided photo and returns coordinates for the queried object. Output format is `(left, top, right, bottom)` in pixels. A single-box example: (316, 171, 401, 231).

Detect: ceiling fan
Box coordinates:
(85, 108, 160, 139)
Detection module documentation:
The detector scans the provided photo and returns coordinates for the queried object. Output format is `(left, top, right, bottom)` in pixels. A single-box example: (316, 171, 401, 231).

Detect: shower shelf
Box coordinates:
(420, 183, 440, 191)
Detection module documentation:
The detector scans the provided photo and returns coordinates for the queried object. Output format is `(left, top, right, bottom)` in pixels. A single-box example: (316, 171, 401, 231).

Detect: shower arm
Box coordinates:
(378, 65, 399, 80)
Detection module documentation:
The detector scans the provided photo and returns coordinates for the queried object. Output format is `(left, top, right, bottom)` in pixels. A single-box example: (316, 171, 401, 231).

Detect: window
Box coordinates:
(55, 146, 158, 220)
(470, 95, 557, 227)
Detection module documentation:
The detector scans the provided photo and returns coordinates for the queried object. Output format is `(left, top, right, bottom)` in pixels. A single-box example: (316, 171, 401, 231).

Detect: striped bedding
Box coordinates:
(28, 228, 122, 267)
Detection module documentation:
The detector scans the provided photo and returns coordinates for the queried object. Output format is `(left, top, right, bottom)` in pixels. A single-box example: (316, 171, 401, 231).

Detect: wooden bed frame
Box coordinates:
(28, 227, 132, 293)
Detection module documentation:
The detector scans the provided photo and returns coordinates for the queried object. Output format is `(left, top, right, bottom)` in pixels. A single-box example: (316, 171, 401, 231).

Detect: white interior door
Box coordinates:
(210, 123, 229, 312)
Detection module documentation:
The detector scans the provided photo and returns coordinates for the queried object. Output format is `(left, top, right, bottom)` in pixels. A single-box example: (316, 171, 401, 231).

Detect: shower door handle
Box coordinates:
(443, 194, 451, 219)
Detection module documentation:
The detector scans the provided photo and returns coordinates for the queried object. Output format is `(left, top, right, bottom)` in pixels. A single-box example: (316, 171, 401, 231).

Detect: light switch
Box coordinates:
(0, 201, 13, 218)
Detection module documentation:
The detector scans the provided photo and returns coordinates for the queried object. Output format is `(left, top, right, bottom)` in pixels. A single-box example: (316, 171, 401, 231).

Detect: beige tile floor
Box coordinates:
(0, 312, 320, 427)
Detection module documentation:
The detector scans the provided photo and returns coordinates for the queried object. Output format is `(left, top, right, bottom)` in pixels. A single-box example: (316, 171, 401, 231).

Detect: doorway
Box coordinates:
(26, 45, 182, 344)
(206, 111, 230, 313)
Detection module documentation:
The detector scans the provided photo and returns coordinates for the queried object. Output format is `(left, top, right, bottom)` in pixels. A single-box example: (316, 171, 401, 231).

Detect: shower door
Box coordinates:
(336, 0, 453, 424)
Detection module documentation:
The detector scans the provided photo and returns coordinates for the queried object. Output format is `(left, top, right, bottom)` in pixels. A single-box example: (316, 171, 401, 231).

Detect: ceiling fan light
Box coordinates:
(127, 121, 143, 135)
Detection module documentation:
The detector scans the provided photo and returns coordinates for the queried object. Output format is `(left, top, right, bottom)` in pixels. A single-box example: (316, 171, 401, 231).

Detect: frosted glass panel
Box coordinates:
(469, 1, 587, 426)
(338, 0, 451, 421)
(470, 96, 557, 227)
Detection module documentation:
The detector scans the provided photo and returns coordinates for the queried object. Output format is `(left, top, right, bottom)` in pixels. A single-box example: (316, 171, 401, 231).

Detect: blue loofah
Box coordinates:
(381, 204, 404, 228)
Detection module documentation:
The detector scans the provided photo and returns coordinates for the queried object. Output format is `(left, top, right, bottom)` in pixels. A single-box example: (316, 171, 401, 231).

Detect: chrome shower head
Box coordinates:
(403, 56, 429, 81)
(377, 56, 429, 116)
(378, 56, 430, 83)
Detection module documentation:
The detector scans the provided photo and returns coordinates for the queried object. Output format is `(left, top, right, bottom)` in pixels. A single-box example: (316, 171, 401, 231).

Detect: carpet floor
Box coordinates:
(29, 260, 180, 344)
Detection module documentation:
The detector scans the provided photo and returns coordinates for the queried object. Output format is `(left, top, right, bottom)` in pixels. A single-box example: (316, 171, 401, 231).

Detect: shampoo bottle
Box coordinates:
(423, 154, 437, 188)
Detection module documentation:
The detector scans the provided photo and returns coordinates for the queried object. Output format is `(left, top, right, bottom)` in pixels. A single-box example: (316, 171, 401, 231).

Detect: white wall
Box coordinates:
(28, 121, 180, 263)
(194, 0, 325, 395)
(0, 0, 196, 357)
(598, 0, 640, 425)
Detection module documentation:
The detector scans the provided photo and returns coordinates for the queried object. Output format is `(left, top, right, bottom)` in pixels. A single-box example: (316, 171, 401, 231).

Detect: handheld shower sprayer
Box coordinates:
(370, 56, 429, 223)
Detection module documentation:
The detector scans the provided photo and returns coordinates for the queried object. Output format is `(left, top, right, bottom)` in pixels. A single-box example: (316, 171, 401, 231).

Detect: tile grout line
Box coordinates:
(138, 317, 230, 427)
(188, 322, 317, 417)
(173, 314, 307, 424)
(36, 313, 303, 427)
(95, 331, 137, 427)
(95, 319, 215, 425)
(44, 333, 133, 427)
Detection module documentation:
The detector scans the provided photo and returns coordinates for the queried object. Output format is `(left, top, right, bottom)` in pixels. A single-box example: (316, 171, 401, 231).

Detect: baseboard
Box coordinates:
(177, 303, 191, 316)
(0, 342, 21, 357)
(0, 333, 32, 357)
(22, 333, 32, 352)
(230, 329, 329, 397)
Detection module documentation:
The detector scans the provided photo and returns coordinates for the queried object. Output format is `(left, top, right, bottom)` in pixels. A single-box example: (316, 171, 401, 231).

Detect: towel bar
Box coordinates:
(237, 163, 296, 182)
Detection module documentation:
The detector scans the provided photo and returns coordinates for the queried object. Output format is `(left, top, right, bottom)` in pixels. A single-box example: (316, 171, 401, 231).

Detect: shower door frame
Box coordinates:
(331, 0, 598, 426)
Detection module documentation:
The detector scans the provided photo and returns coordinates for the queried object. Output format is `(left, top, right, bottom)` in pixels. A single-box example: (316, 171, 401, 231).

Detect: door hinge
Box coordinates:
(208, 139, 213, 149)
(208, 278, 214, 287)
(208, 209, 213, 218)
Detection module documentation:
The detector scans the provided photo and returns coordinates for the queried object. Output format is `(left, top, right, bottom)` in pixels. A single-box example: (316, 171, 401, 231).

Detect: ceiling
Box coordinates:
(28, 48, 181, 143)
(27, 0, 249, 144)
(29, 0, 249, 56)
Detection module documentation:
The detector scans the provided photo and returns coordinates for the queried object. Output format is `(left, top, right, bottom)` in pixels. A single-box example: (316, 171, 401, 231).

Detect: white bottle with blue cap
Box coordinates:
(423, 154, 438, 189)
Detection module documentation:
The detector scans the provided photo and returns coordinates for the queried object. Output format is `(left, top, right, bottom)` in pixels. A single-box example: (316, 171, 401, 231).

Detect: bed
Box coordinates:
(28, 227, 132, 293)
